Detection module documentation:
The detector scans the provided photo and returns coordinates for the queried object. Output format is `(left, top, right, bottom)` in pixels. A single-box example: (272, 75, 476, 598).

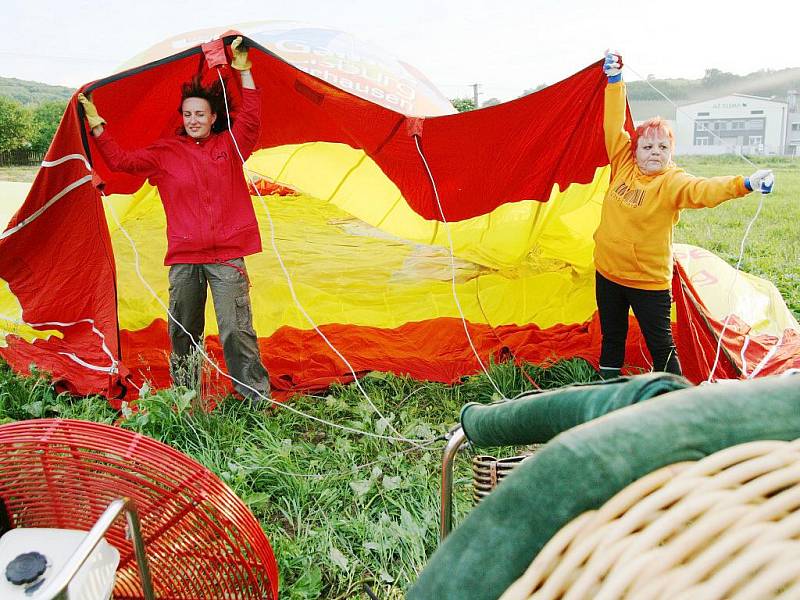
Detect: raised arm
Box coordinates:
(77, 93, 160, 176)
(602, 52, 630, 166)
(228, 36, 261, 157)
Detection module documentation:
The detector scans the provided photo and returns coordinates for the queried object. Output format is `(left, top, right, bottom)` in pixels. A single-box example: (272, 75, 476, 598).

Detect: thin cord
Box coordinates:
(412, 134, 506, 398)
(104, 197, 430, 445)
(626, 64, 774, 382)
(704, 193, 765, 381)
(236, 434, 445, 480)
(216, 70, 414, 446)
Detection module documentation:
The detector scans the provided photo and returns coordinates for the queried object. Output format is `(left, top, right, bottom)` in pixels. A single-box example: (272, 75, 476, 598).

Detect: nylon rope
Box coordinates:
(236, 434, 446, 480)
(0, 110, 421, 444)
(104, 197, 448, 478)
(412, 134, 506, 399)
(105, 194, 431, 445)
(626, 63, 779, 383)
(215, 69, 416, 446)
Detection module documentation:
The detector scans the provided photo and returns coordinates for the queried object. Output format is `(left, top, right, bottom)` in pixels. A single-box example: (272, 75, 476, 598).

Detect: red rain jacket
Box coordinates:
(94, 88, 262, 265)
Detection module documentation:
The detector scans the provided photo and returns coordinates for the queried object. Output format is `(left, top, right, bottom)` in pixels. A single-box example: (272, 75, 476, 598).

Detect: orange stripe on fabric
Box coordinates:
(118, 315, 702, 398)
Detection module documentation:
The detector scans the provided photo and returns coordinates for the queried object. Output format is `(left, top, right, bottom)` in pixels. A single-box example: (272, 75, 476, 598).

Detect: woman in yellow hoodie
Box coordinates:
(594, 52, 774, 379)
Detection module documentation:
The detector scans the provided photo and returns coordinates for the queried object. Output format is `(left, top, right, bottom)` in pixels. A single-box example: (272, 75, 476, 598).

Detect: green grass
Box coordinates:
(673, 155, 800, 318)
(0, 165, 38, 182)
(0, 358, 598, 599)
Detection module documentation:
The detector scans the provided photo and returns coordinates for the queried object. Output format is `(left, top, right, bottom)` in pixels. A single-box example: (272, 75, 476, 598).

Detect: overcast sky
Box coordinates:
(2, 0, 797, 102)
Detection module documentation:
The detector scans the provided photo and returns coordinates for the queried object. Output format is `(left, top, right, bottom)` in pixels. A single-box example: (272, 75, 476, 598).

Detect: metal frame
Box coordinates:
(440, 425, 467, 541)
(28, 498, 155, 600)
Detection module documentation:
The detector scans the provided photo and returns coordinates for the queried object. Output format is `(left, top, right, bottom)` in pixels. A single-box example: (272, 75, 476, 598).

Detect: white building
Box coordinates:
(786, 90, 800, 157)
(675, 94, 789, 156)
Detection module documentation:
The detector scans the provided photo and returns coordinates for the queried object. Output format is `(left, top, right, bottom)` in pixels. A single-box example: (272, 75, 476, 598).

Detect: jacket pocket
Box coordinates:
(601, 237, 644, 280)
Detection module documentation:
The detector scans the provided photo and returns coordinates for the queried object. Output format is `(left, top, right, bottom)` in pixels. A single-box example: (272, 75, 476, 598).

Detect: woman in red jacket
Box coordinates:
(78, 37, 270, 403)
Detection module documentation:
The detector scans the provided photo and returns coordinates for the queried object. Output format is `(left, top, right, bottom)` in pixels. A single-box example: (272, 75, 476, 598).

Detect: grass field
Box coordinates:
(0, 165, 38, 182)
(0, 359, 596, 599)
(0, 155, 798, 597)
(673, 156, 800, 318)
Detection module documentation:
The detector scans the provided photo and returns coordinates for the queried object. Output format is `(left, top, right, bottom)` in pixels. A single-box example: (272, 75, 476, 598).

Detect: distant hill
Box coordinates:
(0, 77, 74, 106)
(5, 66, 800, 116)
(627, 67, 800, 122)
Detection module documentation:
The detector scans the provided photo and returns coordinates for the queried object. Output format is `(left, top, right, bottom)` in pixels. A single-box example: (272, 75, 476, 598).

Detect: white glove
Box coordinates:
(603, 51, 623, 81)
(746, 169, 774, 194)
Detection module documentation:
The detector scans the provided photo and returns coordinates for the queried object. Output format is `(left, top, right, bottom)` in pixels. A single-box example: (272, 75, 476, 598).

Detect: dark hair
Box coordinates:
(177, 75, 232, 135)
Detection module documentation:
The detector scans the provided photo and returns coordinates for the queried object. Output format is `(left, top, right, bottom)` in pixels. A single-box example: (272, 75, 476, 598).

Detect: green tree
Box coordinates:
(702, 68, 738, 88)
(450, 97, 476, 112)
(30, 100, 67, 153)
(0, 97, 33, 151)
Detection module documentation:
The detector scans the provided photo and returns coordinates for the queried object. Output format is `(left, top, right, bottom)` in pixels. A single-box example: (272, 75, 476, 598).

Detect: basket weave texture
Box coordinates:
(0, 419, 279, 599)
(501, 439, 800, 600)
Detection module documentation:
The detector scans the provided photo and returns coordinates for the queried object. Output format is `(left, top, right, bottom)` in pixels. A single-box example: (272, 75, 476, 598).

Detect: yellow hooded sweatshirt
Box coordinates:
(594, 81, 749, 290)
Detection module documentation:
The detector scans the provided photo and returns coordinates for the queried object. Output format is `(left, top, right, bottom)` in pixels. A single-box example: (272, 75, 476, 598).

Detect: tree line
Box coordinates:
(451, 67, 800, 112)
(0, 97, 67, 154)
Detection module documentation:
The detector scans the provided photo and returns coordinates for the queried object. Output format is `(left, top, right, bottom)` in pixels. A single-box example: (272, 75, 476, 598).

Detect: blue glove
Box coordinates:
(603, 52, 623, 83)
(745, 169, 774, 193)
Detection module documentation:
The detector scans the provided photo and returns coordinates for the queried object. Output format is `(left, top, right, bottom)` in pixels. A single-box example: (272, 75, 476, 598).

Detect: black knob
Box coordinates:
(5, 551, 47, 585)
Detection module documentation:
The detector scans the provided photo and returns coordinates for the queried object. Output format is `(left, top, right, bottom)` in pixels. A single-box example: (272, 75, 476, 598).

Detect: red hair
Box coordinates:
(631, 117, 674, 157)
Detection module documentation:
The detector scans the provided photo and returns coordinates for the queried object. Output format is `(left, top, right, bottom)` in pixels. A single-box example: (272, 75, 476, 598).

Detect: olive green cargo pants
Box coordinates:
(167, 258, 270, 401)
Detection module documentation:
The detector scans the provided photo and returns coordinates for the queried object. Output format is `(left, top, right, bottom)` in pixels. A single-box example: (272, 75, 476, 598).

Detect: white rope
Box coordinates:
(237, 434, 444, 480)
(411, 134, 506, 398)
(215, 70, 417, 446)
(105, 195, 430, 445)
(626, 64, 779, 382)
(8, 141, 429, 443)
(704, 194, 766, 381)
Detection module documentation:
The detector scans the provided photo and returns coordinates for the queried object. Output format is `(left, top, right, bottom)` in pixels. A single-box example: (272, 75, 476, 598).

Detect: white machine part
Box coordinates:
(0, 528, 119, 599)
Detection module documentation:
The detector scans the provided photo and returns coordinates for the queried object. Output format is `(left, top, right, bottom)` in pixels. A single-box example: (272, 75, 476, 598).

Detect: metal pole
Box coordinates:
(126, 505, 156, 600)
(440, 426, 467, 541)
(30, 498, 155, 600)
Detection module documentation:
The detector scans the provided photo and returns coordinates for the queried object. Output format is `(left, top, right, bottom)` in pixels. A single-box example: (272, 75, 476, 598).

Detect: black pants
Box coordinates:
(595, 271, 682, 375)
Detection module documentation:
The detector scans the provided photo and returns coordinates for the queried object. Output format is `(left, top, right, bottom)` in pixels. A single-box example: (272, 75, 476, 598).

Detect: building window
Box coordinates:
(732, 121, 745, 129)
(714, 121, 724, 129)
(697, 111, 710, 116)
(695, 137, 710, 146)
(792, 123, 800, 131)
(750, 110, 764, 114)
(748, 119, 764, 129)
(749, 136, 762, 145)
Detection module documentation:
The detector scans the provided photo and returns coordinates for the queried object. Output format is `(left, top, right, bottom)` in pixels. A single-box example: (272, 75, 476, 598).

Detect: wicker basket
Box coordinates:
(472, 449, 540, 505)
(500, 438, 800, 600)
